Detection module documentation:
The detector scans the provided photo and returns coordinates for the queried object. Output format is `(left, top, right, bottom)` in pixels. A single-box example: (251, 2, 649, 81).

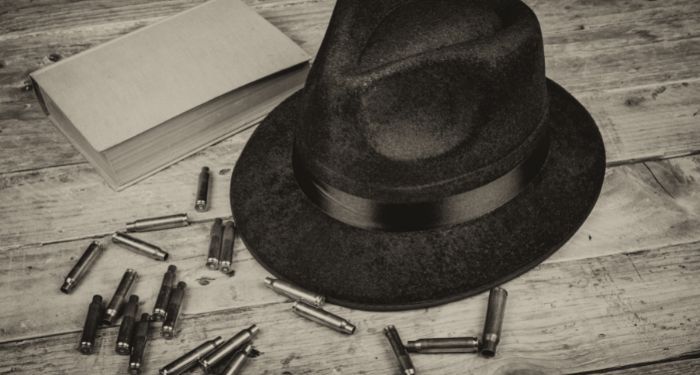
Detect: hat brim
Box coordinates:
(230, 80, 605, 311)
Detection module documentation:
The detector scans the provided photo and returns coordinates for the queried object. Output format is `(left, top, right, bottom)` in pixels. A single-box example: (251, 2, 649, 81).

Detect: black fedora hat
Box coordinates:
(230, 0, 605, 310)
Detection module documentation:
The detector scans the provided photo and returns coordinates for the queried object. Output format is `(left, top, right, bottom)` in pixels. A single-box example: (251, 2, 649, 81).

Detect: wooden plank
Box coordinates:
(0, 154, 699, 343)
(2, 0, 696, 94)
(0, 1, 697, 374)
(1, 238, 699, 374)
(549, 155, 700, 263)
(2, 127, 700, 253)
(1, 0, 699, 174)
(590, 356, 700, 375)
(0, 126, 253, 250)
(3, 76, 699, 173)
(581, 80, 700, 166)
(0, 221, 268, 343)
(0, 0, 205, 38)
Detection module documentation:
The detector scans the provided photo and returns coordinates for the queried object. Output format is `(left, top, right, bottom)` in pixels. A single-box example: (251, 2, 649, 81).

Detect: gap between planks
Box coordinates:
(2, 239, 700, 374)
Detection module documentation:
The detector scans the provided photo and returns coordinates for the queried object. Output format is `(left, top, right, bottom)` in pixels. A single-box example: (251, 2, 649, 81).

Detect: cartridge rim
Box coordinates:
(116, 342, 131, 354)
(103, 309, 119, 324)
(79, 341, 93, 354)
(206, 258, 220, 270)
(60, 278, 76, 294)
(162, 325, 175, 339)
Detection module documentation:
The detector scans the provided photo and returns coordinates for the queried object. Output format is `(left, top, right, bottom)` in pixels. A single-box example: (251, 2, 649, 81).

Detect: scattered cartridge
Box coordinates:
(199, 325, 259, 372)
(129, 313, 151, 375)
(61, 241, 104, 294)
(126, 213, 190, 232)
(113, 232, 169, 261)
(195, 167, 211, 212)
(79, 295, 104, 355)
(153, 265, 177, 321)
(264, 277, 325, 307)
(405, 337, 479, 354)
(160, 336, 225, 375)
(219, 221, 235, 274)
(292, 301, 355, 335)
(384, 325, 416, 375)
(480, 287, 508, 357)
(206, 218, 224, 270)
(162, 281, 187, 339)
(116, 295, 140, 355)
(221, 344, 254, 375)
(104, 269, 138, 324)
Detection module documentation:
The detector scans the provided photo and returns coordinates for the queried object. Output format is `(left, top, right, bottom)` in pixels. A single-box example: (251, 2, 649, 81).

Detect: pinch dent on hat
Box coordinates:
(230, 0, 606, 310)
(296, 0, 550, 202)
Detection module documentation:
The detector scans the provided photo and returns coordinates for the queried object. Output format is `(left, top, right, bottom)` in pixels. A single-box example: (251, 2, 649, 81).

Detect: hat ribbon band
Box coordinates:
(293, 134, 549, 232)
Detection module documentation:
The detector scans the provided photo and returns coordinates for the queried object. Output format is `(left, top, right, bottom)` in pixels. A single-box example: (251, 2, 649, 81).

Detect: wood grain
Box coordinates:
(1, 239, 699, 374)
(591, 356, 700, 375)
(1, 0, 700, 173)
(0, 155, 699, 344)
(1, 0, 699, 374)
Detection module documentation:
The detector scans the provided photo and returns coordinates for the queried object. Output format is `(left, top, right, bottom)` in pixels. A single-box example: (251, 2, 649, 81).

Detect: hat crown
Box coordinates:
(295, 0, 548, 202)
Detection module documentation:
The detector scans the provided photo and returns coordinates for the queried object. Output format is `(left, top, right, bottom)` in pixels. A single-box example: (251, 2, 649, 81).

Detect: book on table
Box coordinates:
(31, 0, 310, 190)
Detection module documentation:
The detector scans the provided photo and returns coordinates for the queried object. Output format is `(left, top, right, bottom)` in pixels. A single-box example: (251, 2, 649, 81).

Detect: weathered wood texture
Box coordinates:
(1, 0, 699, 173)
(1, 0, 699, 374)
(593, 356, 700, 375)
(0, 154, 699, 371)
(2, 240, 700, 374)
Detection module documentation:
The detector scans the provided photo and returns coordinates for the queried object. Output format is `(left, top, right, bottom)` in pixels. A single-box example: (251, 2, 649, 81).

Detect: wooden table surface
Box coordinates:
(1, 0, 700, 374)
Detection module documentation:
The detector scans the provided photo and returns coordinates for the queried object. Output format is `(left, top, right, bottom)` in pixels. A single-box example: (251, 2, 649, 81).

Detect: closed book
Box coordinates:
(30, 0, 309, 190)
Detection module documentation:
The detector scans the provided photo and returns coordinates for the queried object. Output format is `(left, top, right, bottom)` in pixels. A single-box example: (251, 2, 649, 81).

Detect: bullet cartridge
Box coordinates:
(79, 295, 104, 355)
(221, 344, 253, 375)
(480, 287, 508, 357)
(126, 214, 190, 232)
(159, 336, 225, 375)
(292, 301, 355, 335)
(206, 218, 224, 270)
(153, 265, 177, 321)
(384, 325, 416, 375)
(264, 277, 325, 307)
(195, 167, 211, 212)
(405, 337, 479, 354)
(199, 325, 259, 372)
(112, 232, 169, 261)
(129, 313, 151, 375)
(104, 269, 138, 324)
(219, 221, 235, 273)
(61, 241, 104, 294)
(162, 281, 186, 339)
(116, 295, 140, 355)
